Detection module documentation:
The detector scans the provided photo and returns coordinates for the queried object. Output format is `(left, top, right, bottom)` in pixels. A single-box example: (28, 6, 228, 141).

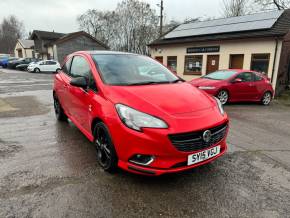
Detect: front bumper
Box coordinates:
(119, 141, 227, 176)
(107, 116, 229, 176)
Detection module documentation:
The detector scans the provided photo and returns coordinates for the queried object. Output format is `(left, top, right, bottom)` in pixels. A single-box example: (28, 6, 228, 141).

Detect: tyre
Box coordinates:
(94, 122, 118, 173)
(34, 68, 40, 73)
(217, 90, 229, 105)
(53, 95, 68, 121)
(261, 91, 272, 106)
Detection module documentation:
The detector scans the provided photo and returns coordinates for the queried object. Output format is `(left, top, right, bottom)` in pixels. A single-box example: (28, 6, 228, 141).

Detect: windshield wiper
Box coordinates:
(170, 78, 185, 83)
(127, 81, 171, 86)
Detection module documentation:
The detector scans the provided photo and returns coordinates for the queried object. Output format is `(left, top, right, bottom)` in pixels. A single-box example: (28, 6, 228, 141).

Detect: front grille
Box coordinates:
(168, 122, 228, 152)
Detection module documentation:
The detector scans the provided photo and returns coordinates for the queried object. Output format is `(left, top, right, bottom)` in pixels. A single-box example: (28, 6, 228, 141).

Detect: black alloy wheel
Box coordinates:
(94, 122, 118, 172)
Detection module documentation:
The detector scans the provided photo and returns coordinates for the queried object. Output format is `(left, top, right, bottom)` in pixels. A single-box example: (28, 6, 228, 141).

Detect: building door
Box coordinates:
(206, 55, 219, 74)
(229, 54, 244, 69)
(155, 56, 163, 64)
(17, 49, 23, 58)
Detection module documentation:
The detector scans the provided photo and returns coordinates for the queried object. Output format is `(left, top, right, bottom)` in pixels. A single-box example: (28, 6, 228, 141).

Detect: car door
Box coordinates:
(230, 72, 256, 101)
(56, 58, 73, 116)
(45, 61, 53, 71)
(67, 55, 97, 132)
(47, 61, 55, 71)
(38, 61, 48, 71)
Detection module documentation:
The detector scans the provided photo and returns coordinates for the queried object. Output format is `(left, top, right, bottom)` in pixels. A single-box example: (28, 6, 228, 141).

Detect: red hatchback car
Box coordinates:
(190, 70, 274, 105)
(53, 51, 229, 176)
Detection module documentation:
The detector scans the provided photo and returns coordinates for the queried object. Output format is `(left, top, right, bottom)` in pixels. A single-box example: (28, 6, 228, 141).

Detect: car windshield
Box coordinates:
(203, 70, 237, 80)
(92, 54, 181, 86)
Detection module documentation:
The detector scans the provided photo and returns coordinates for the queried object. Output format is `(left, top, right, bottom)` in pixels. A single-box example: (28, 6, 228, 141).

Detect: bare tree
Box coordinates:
(0, 15, 24, 54)
(77, 10, 118, 46)
(77, 0, 159, 54)
(222, 0, 249, 17)
(115, 0, 159, 54)
(253, 0, 290, 10)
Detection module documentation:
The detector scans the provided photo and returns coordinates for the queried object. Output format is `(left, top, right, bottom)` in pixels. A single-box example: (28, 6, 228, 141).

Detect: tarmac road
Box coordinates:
(0, 69, 290, 218)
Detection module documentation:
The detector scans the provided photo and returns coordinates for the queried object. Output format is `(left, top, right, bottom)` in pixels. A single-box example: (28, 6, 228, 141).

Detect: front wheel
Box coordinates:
(261, 92, 272, 106)
(94, 122, 118, 173)
(34, 68, 40, 73)
(53, 95, 68, 121)
(217, 90, 229, 105)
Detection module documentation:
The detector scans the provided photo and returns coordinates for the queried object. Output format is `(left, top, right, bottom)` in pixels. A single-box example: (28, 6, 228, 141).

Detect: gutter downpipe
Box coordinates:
(271, 38, 279, 83)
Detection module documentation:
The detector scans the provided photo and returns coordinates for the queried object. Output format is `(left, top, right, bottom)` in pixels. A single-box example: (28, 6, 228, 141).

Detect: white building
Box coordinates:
(14, 39, 35, 58)
(149, 10, 290, 95)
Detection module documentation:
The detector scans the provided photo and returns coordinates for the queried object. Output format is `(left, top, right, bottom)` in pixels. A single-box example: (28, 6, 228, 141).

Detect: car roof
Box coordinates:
(219, 69, 258, 73)
(75, 50, 139, 56)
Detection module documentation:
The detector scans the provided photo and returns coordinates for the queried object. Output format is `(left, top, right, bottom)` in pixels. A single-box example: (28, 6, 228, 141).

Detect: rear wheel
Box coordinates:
(261, 91, 272, 106)
(53, 95, 68, 121)
(94, 122, 118, 173)
(217, 90, 229, 105)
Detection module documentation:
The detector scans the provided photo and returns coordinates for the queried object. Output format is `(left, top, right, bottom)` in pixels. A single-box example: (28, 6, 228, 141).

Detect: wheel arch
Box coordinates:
(263, 89, 273, 96)
(216, 88, 230, 97)
(91, 117, 104, 136)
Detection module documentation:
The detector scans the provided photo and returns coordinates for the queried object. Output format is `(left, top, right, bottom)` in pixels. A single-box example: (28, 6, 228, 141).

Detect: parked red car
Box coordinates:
(53, 51, 229, 176)
(190, 69, 274, 105)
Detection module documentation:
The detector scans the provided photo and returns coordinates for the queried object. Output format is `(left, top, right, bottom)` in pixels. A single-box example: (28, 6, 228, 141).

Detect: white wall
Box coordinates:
(150, 38, 282, 90)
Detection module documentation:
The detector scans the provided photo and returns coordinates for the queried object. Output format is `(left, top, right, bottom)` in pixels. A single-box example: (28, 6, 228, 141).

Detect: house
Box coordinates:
(14, 39, 35, 58)
(45, 31, 109, 63)
(148, 10, 290, 95)
(29, 30, 109, 63)
(30, 30, 65, 60)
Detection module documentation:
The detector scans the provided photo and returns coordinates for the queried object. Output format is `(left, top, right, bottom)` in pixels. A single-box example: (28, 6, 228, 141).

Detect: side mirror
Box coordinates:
(233, 78, 242, 83)
(70, 77, 88, 89)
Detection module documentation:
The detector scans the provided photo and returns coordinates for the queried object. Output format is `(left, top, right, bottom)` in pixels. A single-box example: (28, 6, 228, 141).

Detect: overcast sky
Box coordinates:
(0, 0, 222, 34)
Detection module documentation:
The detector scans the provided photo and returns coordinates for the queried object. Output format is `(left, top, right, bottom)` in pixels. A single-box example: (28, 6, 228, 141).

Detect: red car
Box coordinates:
(190, 69, 274, 105)
(53, 51, 229, 176)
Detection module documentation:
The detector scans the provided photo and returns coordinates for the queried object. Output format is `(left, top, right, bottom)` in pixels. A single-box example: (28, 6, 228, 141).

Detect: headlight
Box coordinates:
(199, 86, 216, 90)
(214, 97, 224, 115)
(115, 104, 168, 131)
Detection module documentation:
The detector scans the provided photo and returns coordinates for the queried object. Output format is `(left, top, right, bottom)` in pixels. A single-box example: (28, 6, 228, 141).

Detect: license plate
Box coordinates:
(187, 146, 221, 166)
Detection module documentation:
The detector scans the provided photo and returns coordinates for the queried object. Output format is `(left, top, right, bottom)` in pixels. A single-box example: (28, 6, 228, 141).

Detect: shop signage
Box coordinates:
(187, 46, 220, 53)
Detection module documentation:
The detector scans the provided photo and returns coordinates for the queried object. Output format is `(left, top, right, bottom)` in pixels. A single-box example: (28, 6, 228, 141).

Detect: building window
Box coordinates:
(155, 56, 163, 64)
(251, 53, 270, 75)
(167, 56, 177, 72)
(184, 55, 203, 75)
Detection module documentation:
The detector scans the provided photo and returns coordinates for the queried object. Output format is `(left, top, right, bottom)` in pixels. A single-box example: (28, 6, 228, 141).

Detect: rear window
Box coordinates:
(203, 70, 237, 80)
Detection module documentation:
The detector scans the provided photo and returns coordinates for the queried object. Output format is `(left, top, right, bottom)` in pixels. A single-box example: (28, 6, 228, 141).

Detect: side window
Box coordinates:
(236, 72, 253, 82)
(70, 56, 91, 78)
(70, 56, 97, 92)
(253, 73, 263, 81)
(62, 58, 72, 75)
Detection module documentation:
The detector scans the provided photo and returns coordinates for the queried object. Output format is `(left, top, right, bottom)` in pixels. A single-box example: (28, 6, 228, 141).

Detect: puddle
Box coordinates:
(0, 96, 50, 118)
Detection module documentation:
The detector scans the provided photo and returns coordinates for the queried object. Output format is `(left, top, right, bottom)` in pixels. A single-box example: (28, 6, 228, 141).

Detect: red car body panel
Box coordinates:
(53, 51, 229, 175)
(190, 69, 274, 103)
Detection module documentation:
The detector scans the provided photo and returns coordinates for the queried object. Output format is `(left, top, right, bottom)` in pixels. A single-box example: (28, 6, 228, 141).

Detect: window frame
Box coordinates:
(184, 55, 203, 75)
(234, 72, 255, 82)
(250, 53, 270, 75)
(61, 57, 73, 76)
(167, 56, 177, 72)
(64, 55, 98, 92)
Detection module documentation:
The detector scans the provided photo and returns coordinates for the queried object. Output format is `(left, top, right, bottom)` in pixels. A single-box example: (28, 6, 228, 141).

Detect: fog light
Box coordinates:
(129, 154, 155, 166)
